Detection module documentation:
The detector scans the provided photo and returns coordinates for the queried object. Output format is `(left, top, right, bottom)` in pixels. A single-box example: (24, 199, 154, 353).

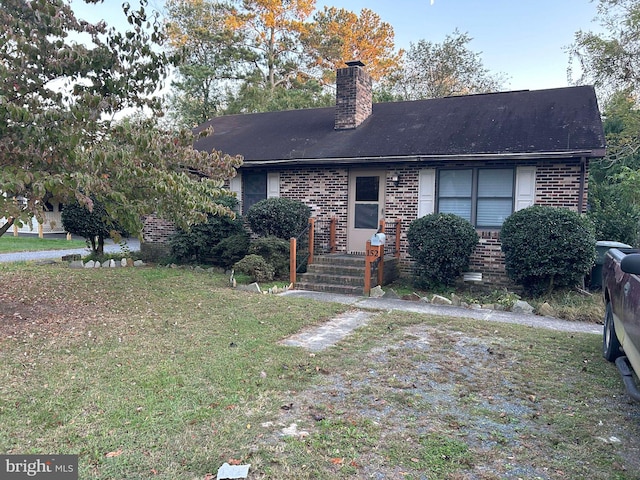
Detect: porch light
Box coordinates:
(390, 174, 400, 187)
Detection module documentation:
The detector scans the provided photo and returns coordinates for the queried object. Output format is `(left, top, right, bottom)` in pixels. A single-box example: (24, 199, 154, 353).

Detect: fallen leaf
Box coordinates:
(228, 458, 242, 465)
(105, 449, 123, 458)
(203, 474, 215, 480)
(330, 457, 344, 465)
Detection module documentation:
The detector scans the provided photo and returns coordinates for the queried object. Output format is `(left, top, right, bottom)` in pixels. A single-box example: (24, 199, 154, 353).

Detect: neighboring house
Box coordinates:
(0, 196, 66, 236)
(144, 61, 606, 286)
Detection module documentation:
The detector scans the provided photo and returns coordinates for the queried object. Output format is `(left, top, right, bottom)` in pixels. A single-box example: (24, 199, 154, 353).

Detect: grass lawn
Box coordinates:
(1, 263, 639, 479)
(0, 235, 86, 253)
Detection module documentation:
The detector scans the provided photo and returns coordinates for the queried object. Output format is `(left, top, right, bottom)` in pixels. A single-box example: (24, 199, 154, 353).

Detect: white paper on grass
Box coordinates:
(216, 462, 251, 480)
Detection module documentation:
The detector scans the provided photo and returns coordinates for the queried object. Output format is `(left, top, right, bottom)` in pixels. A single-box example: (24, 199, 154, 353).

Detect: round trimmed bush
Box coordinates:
(407, 213, 479, 289)
(501, 205, 596, 296)
(233, 254, 275, 282)
(246, 197, 311, 239)
(249, 236, 290, 279)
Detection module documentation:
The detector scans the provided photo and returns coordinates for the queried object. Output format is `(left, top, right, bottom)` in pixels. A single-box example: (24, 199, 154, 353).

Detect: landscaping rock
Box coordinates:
(94, 261, 101, 268)
(383, 289, 400, 299)
(402, 293, 422, 301)
(512, 300, 534, 314)
(537, 302, 556, 317)
(62, 254, 81, 262)
(370, 285, 384, 298)
(102, 260, 110, 268)
(121, 258, 127, 267)
(450, 293, 462, 306)
(133, 260, 144, 267)
(431, 294, 453, 305)
(127, 258, 134, 267)
(69, 260, 84, 269)
(84, 260, 95, 268)
(238, 282, 261, 293)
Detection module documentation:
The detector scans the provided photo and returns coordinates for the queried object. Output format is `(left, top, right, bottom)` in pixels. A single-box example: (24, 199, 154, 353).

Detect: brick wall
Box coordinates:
(141, 158, 588, 286)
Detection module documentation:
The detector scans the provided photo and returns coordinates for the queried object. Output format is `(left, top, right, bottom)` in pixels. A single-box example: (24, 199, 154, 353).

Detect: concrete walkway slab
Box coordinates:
(280, 310, 377, 351)
(280, 289, 602, 335)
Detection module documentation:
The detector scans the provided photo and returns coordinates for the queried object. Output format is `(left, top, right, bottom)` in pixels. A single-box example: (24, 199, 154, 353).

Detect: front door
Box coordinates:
(347, 170, 385, 254)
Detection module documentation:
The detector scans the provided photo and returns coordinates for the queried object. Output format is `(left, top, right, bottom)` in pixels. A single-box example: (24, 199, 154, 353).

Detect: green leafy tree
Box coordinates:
(221, 0, 319, 112)
(571, 1, 640, 244)
(571, 0, 640, 98)
(588, 90, 640, 245)
(164, 0, 251, 126)
(0, 0, 241, 238)
(62, 198, 127, 256)
(387, 30, 507, 100)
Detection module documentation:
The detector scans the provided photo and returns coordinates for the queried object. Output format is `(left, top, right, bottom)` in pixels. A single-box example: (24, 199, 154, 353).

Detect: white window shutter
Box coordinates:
(229, 173, 242, 212)
(514, 166, 536, 211)
(267, 172, 280, 198)
(418, 169, 436, 217)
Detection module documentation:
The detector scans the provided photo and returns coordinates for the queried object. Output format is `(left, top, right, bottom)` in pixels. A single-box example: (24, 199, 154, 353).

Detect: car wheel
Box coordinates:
(603, 301, 622, 362)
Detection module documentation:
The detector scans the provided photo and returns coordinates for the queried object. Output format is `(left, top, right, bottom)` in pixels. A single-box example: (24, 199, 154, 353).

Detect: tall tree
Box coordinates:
(588, 90, 640, 244)
(387, 30, 507, 100)
(230, 0, 315, 91)
(571, 0, 640, 99)
(0, 0, 241, 237)
(164, 0, 250, 126)
(572, 0, 640, 244)
(303, 7, 402, 84)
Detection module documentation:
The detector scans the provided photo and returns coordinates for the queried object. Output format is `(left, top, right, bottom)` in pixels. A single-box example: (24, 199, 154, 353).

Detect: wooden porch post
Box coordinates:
(395, 219, 402, 258)
(308, 217, 315, 265)
(364, 240, 372, 296)
(330, 217, 336, 253)
(290, 237, 297, 286)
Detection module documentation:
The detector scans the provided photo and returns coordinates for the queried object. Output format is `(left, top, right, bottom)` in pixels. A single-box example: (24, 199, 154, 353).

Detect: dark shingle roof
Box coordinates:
(193, 86, 605, 165)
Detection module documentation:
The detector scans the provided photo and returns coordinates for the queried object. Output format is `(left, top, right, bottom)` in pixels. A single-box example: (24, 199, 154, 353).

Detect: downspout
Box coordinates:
(578, 156, 587, 213)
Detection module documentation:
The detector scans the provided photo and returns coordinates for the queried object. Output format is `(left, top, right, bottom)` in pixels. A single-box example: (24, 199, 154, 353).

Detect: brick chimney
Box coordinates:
(335, 60, 372, 130)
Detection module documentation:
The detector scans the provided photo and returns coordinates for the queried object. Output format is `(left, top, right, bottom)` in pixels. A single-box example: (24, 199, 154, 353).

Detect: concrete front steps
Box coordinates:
(294, 254, 399, 295)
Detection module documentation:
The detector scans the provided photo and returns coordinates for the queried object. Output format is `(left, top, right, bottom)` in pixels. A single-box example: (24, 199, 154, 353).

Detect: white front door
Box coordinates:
(347, 170, 385, 254)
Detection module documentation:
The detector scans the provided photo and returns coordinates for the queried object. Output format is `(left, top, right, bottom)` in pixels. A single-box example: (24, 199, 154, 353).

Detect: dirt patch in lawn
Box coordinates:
(258, 321, 640, 479)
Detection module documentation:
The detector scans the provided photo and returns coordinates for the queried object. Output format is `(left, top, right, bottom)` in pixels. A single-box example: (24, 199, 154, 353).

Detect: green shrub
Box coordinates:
(249, 236, 290, 279)
(501, 205, 596, 296)
(168, 196, 247, 264)
(587, 184, 640, 246)
(246, 197, 311, 239)
(210, 233, 251, 269)
(407, 213, 479, 289)
(233, 254, 275, 282)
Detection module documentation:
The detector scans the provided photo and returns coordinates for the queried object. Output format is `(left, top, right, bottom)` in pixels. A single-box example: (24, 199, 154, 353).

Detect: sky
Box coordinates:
(71, 0, 604, 93)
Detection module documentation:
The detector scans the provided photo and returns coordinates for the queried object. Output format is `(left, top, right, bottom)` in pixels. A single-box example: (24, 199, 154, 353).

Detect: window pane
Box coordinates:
(478, 169, 513, 197)
(439, 170, 472, 196)
(354, 203, 379, 229)
(244, 172, 267, 213)
(439, 198, 472, 222)
(477, 199, 513, 227)
(355, 176, 379, 202)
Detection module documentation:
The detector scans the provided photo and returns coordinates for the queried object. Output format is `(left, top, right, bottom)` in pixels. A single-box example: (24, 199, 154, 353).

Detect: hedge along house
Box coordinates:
(145, 61, 605, 289)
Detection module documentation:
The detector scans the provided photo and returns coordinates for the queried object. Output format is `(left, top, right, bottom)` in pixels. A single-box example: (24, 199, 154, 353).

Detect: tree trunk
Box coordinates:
(97, 236, 105, 256)
(0, 217, 15, 237)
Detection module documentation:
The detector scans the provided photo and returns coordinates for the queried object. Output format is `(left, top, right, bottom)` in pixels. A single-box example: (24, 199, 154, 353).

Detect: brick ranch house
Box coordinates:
(143, 61, 605, 289)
